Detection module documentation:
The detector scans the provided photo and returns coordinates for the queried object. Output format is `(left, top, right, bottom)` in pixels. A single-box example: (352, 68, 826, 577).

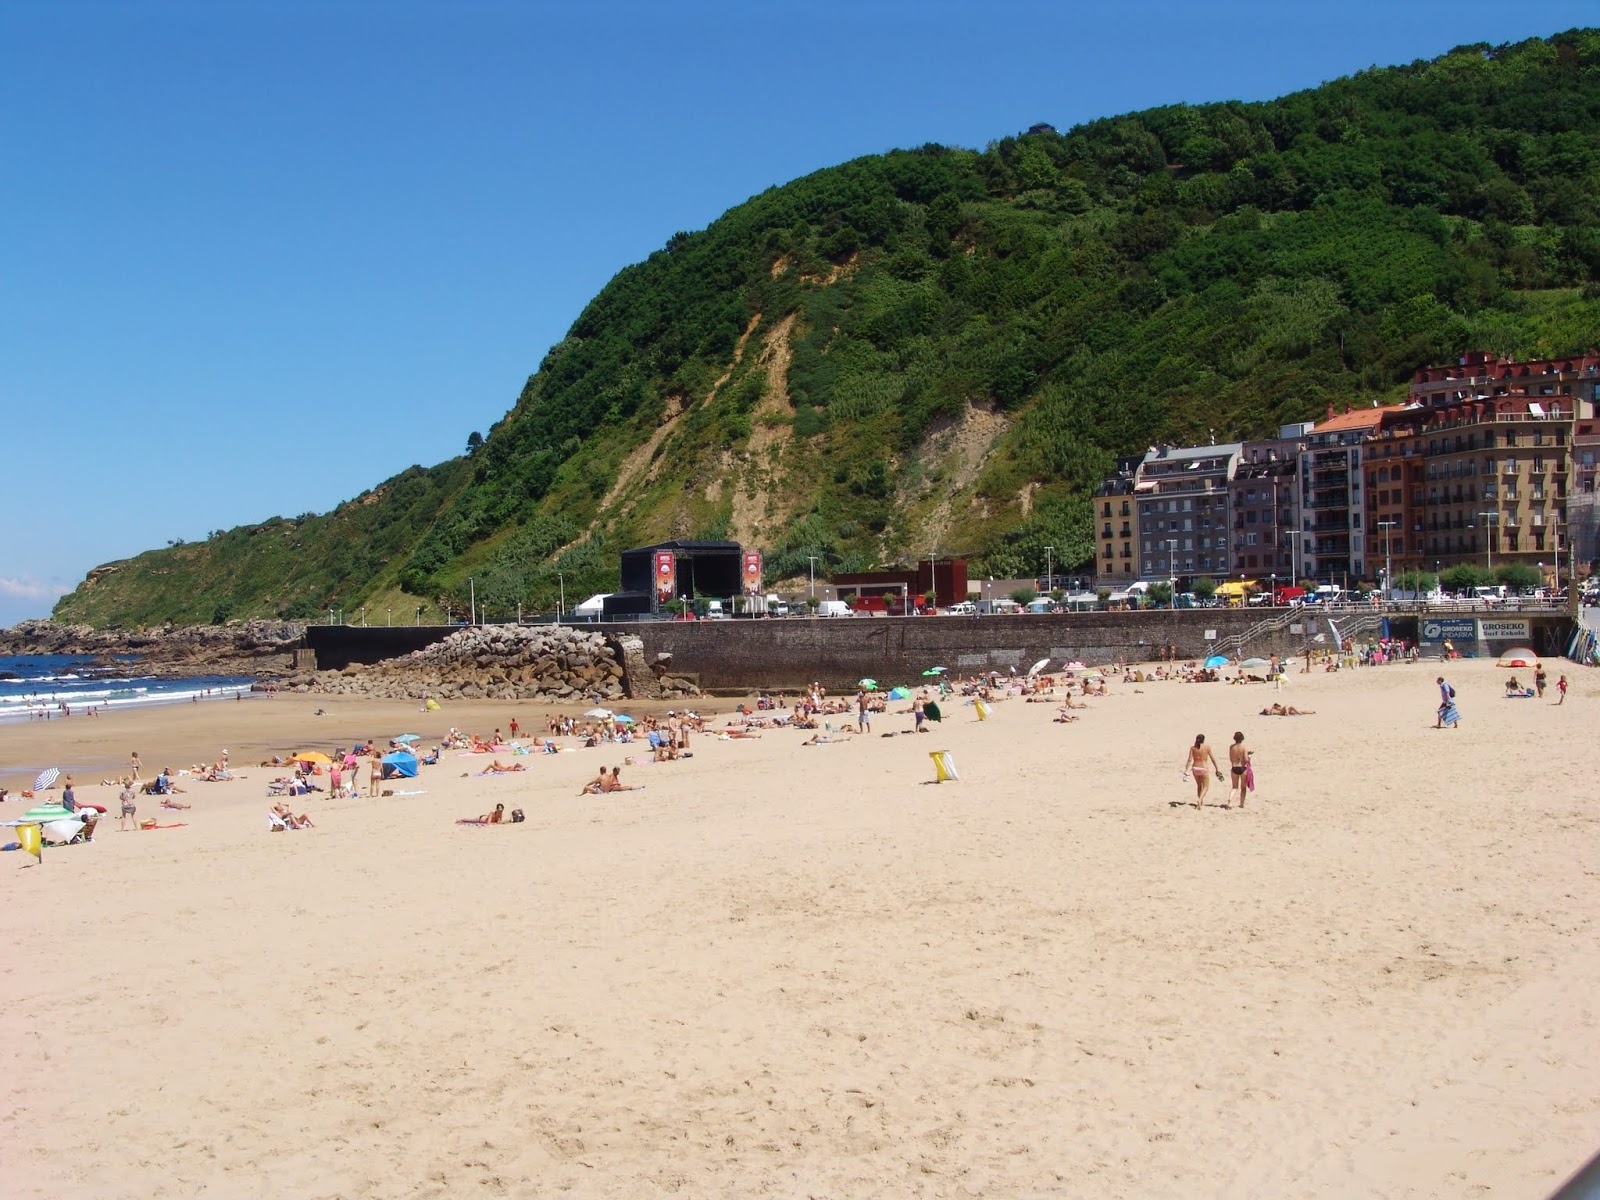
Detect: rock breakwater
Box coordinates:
(281, 624, 699, 701)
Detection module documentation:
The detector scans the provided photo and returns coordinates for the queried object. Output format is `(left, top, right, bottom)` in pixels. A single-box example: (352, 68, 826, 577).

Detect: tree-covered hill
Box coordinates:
(57, 29, 1600, 626)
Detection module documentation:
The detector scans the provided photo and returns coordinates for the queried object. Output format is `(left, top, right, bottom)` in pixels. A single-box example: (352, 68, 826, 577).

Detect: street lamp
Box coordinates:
(1377, 520, 1397, 598)
(415, 605, 422, 626)
(1044, 544, 1054, 593)
(360, 606, 366, 626)
(386, 607, 392, 626)
(557, 572, 565, 626)
(807, 555, 819, 600)
(928, 551, 937, 608)
(1475, 512, 1498, 571)
(1285, 529, 1305, 585)
(1166, 538, 1177, 601)
(469, 577, 477, 625)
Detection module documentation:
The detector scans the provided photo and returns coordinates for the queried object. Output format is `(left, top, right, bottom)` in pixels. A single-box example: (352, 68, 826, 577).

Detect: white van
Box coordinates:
(816, 600, 852, 617)
(945, 600, 977, 615)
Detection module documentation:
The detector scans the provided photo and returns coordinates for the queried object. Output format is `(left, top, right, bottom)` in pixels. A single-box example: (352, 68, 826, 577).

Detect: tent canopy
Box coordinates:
(380, 751, 418, 779)
(1495, 647, 1539, 668)
(1215, 580, 1257, 596)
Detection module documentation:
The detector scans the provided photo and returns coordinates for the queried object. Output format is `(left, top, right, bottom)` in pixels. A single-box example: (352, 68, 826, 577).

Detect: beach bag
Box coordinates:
(1448, 685, 1456, 698)
(510, 809, 525, 823)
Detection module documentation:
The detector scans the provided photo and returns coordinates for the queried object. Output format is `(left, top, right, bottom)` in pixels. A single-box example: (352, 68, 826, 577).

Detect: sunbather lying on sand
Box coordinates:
(272, 802, 314, 828)
(160, 798, 192, 810)
(457, 803, 506, 825)
(1259, 704, 1315, 716)
(480, 760, 525, 775)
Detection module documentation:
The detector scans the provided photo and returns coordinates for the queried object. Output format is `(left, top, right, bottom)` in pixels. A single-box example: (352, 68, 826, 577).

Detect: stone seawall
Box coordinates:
(305, 610, 1577, 694)
(612, 611, 1305, 691)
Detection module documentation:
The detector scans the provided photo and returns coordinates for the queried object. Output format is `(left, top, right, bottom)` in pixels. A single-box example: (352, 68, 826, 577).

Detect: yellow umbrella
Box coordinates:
(293, 751, 333, 764)
(1215, 580, 1257, 596)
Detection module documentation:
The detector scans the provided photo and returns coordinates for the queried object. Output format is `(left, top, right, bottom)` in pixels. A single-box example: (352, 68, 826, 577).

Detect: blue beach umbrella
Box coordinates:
(887, 686, 911, 700)
(393, 733, 421, 743)
(1204, 655, 1229, 669)
(613, 715, 636, 724)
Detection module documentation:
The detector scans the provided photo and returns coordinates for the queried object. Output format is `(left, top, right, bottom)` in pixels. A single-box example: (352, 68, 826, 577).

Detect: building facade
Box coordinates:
(1298, 410, 1388, 584)
(1229, 425, 1310, 584)
(1093, 455, 1143, 590)
(1135, 443, 1242, 585)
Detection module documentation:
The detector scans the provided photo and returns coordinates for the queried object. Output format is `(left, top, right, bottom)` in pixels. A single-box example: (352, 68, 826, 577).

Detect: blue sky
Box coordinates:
(1, 0, 1592, 626)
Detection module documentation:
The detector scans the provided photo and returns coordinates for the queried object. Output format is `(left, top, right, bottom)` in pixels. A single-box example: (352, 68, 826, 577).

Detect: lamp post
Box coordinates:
(807, 556, 819, 600)
(1377, 520, 1397, 598)
(359, 606, 366, 626)
(386, 607, 392, 626)
(1285, 529, 1304, 585)
(469, 577, 476, 625)
(1044, 544, 1054, 594)
(557, 572, 565, 626)
(415, 605, 422, 626)
(1475, 512, 1498, 571)
(928, 551, 937, 608)
(327, 607, 334, 625)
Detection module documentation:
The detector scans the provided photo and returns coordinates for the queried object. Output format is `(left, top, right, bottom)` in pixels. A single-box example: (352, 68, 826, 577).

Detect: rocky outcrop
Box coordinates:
(0, 618, 303, 676)
(274, 624, 701, 702)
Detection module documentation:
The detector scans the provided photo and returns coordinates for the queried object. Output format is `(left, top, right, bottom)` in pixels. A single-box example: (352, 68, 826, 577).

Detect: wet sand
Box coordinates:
(1, 659, 1595, 1198)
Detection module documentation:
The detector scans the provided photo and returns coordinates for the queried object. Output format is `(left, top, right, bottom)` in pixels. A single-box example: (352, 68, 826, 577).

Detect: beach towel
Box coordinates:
(1245, 761, 1255, 793)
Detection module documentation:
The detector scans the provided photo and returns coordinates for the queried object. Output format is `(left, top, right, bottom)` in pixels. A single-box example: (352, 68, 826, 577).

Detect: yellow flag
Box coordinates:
(974, 700, 991, 722)
(929, 751, 958, 783)
(17, 822, 41, 862)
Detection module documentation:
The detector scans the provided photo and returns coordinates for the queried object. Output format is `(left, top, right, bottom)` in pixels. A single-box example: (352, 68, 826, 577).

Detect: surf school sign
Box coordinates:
(1478, 618, 1531, 642)
(1421, 617, 1476, 643)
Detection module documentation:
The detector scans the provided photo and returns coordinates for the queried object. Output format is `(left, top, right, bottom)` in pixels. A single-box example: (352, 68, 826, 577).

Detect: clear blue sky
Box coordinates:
(1, 0, 1591, 626)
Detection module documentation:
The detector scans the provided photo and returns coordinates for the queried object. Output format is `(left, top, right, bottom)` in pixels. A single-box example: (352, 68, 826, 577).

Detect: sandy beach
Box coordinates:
(1, 657, 1595, 1198)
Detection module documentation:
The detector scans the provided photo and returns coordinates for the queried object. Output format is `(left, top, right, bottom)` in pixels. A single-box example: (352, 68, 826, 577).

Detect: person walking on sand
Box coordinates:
(1535, 663, 1547, 698)
(856, 689, 871, 734)
(129, 751, 141, 781)
(118, 779, 137, 830)
(1435, 676, 1460, 729)
(1557, 674, 1568, 704)
(1227, 732, 1251, 809)
(1182, 734, 1223, 809)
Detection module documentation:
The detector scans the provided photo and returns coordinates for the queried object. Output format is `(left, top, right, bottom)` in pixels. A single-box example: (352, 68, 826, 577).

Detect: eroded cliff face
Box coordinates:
(0, 619, 304, 677)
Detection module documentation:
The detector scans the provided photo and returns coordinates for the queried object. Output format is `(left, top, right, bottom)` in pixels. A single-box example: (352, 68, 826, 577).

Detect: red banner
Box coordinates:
(742, 551, 763, 594)
(653, 551, 676, 602)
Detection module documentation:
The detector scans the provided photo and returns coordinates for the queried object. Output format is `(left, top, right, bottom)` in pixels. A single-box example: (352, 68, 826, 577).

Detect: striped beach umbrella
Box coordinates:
(33, 767, 60, 792)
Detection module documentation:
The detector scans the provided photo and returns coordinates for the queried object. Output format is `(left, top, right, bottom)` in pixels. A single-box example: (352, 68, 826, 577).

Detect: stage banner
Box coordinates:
(654, 551, 676, 602)
(742, 551, 763, 595)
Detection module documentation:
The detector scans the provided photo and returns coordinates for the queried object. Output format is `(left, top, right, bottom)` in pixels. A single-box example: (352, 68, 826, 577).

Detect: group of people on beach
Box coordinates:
(1182, 732, 1252, 809)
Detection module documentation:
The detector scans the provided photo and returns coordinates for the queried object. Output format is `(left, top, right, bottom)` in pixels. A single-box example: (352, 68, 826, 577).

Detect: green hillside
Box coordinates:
(57, 29, 1600, 626)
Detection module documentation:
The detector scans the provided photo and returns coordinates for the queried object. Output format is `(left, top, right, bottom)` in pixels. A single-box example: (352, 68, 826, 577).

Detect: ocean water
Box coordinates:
(0, 655, 255, 722)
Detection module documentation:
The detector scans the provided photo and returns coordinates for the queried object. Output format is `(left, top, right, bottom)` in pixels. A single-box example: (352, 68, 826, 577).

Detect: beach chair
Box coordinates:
(267, 811, 289, 832)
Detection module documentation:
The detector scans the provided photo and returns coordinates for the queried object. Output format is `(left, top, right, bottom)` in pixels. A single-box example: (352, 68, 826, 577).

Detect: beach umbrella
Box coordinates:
(583, 707, 612, 718)
(1203, 655, 1229, 669)
(857, 678, 878, 689)
(293, 751, 333, 764)
(33, 767, 60, 792)
(920, 669, 943, 677)
(1495, 647, 1539, 668)
(1064, 660, 1086, 670)
(1240, 657, 1270, 669)
(1027, 657, 1051, 677)
(393, 733, 421, 744)
(887, 686, 911, 700)
(613, 715, 636, 724)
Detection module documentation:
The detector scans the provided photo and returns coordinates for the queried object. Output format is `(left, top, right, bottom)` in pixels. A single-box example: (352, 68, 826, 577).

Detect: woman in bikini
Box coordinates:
(1181, 733, 1222, 809)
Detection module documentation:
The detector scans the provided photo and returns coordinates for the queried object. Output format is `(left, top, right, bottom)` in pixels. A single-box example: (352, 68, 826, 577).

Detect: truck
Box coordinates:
(816, 600, 852, 617)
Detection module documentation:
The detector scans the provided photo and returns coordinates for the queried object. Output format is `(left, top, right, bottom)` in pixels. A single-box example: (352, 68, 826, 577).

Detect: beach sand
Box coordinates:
(1, 659, 1595, 1198)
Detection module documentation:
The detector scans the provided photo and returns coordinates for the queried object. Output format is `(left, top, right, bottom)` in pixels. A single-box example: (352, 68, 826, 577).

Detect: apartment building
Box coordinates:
(1093, 455, 1143, 590)
(1135, 443, 1242, 584)
(1298, 409, 1392, 584)
(1229, 425, 1310, 583)
(1571, 418, 1600, 574)
(1405, 349, 1598, 582)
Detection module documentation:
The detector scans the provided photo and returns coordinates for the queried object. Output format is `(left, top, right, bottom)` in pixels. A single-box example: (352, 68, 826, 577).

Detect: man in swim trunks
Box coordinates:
(1228, 732, 1250, 809)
